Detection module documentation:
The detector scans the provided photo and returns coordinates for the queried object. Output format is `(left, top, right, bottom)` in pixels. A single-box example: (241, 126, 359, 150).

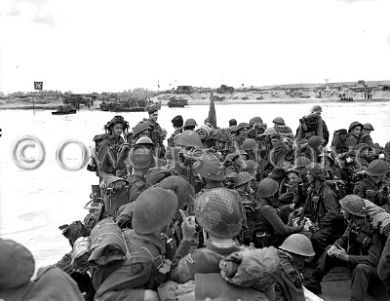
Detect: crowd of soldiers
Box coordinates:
(2, 105, 390, 301)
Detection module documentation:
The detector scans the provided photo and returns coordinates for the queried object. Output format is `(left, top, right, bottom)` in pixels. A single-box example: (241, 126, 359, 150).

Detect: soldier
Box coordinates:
(360, 123, 375, 147)
(92, 187, 178, 300)
(0, 239, 84, 301)
(306, 195, 384, 300)
(295, 105, 329, 146)
(254, 178, 303, 248)
(97, 115, 129, 180)
(241, 138, 258, 161)
(300, 135, 323, 163)
(146, 107, 166, 158)
(331, 128, 349, 154)
(183, 118, 197, 131)
(235, 122, 250, 147)
(346, 121, 363, 150)
(353, 159, 390, 210)
(273, 117, 293, 139)
(378, 234, 390, 288)
(130, 122, 150, 147)
(276, 234, 316, 301)
(302, 163, 341, 255)
(167, 115, 183, 147)
(169, 188, 244, 283)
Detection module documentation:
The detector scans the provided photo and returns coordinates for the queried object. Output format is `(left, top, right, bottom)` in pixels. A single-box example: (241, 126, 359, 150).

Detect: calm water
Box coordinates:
(1, 101, 390, 268)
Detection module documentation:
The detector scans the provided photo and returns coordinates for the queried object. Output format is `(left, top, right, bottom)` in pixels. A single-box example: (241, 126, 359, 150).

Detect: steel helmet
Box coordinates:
(129, 147, 154, 169)
(234, 171, 255, 188)
(339, 195, 367, 217)
(308, 136, 322, 149)
(174, 130, 203, 148)
(193, 156, 226, 181)
(135, 136, 154, 147)
(363, 123, 374, 131)
(348, 121, 363, 133)
(249, 116, 263, 125)
(263, 127, 278, 136)
(237, 122, 250, 132)
(279, 234, 315, 257)
(157, 176, 195, 210)
(195, 188, 243, 238)
(272, 117, 285, 126)
(311, 105, 322, 113)
(241, 138, 257, 151)
(257, 178, 279, 199)
(132, 187, 178, 234)
(365, 159, 389, 177)
(184, 118, 198, 128)
(295, 156, 312, 169)
(0, 239, 35, 290)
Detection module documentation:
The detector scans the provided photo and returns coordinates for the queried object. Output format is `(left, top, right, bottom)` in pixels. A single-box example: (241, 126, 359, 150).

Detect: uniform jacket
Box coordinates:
(378, 235, 390, 287)
(334, 221, 383, 267)
(354, 176, 390, 207)
(303, 183, 339, 230)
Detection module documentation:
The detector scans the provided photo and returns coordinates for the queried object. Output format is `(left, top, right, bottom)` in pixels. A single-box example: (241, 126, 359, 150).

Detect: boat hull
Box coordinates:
(52, 110, 77, 115)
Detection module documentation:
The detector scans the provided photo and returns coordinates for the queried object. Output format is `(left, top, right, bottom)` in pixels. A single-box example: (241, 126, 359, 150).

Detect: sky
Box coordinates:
(0, 0, 390, 93)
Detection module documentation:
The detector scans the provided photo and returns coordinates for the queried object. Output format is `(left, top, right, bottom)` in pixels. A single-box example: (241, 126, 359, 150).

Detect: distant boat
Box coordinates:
(168, 97, 188, 107)
(210, 92, 224, 102)
(52, 104, 77, 115)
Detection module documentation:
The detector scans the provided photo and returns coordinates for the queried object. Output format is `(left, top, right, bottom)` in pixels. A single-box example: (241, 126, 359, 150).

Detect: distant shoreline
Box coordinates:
(0, 97, 389, 111)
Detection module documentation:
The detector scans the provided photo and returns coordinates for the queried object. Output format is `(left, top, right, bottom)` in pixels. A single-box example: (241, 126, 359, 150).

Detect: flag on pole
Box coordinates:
(206, 93, 217, 128)
(34, 82, 43, 90)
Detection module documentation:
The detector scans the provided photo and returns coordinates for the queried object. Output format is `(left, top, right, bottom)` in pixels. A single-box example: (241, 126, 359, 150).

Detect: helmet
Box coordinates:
(193, 156, 226, 181)
(195, 188, 242, 238)
(237, 122, 250, 132)
(157, 176, 195, 210)
(132, 187, 178, 234)
(311, 105, 322, 113)
(365, 159, 389, 176)
(308, 136, 322, 149)
(145, 168, 171, 186)
(249, 117, 263, 125)
(295, 156, 312, 169)
(307, 163, 327, 181)
(268, 168, 287, 181)
(279, 234, 315, 257)
(363, 123, 374, 131)
(234, 171, 254, 188)
(339, 195, 367, 217)
(134, 136, 154, 147)
(171, 115, 183, 127)
(348, 121, 363, 133)
(0, 239, 35, 290)
(174, 131, 203, 148)
(129, 147, 155, 169)
(257, 178, 279, 198)
(132, 122, 150, 138)
(184, 118, 197, 128)
(241, 138, 257, 151)
(272, 117, 285, 125)
(263, 127, 278, 136)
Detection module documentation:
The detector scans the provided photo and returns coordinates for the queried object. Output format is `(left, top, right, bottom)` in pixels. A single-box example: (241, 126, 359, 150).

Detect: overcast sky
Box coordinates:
(1, 0, 389, 93)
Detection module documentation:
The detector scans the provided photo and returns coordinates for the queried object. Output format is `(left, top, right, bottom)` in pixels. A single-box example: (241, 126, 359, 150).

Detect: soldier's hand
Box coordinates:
(180, 209, 197, 241)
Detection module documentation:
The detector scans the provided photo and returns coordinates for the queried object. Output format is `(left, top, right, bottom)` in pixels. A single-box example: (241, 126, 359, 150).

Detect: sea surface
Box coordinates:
(1, 101, 390, 268)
